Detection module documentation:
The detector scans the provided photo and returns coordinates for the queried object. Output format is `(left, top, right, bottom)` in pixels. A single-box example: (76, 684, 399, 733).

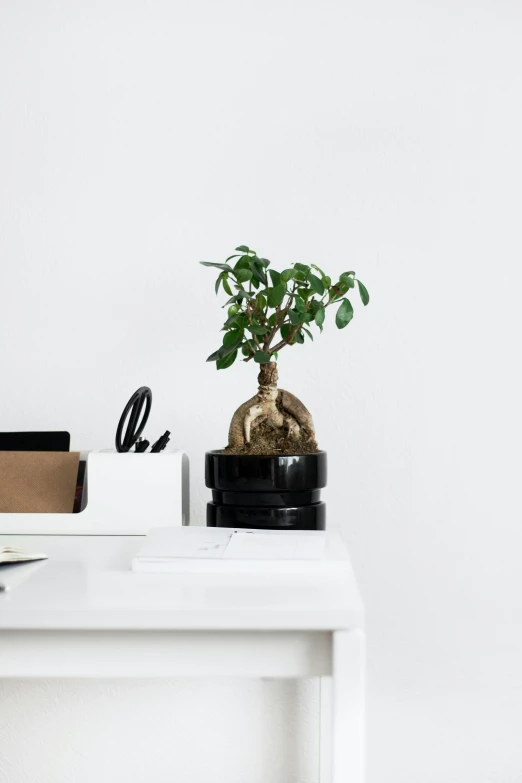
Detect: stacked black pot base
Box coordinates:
(205, 450, 327, 531)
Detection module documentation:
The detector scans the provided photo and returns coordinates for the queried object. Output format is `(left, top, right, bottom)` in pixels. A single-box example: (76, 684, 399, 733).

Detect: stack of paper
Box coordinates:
(131, 527, 329, 573)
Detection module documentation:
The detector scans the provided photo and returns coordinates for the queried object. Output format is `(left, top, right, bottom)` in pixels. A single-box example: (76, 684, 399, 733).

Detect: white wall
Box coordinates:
(1, 0, 522, 781)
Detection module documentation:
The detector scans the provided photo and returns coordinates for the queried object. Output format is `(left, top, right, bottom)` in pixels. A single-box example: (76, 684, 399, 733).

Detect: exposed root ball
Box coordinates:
(226, 362, 319, 455)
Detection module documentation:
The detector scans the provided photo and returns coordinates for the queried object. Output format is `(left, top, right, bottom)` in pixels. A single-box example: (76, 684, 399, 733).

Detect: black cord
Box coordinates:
(115, 387, 152, 452)
(115, 387, 170, 453)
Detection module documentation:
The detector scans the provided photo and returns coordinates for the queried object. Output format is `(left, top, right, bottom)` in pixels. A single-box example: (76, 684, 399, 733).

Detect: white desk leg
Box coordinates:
(321, 629, 365, 783)
(319, 675, 333, 782)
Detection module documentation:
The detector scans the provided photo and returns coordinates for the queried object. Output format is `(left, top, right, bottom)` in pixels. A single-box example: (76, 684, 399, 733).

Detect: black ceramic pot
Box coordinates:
(205, 450, 327, 530)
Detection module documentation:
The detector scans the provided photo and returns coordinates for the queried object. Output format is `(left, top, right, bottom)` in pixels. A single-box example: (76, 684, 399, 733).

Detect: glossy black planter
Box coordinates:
(205, 450, 327, 530)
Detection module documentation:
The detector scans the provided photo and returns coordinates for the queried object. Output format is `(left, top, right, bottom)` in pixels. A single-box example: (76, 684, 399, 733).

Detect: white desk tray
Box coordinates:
(0, 450, 189, 535)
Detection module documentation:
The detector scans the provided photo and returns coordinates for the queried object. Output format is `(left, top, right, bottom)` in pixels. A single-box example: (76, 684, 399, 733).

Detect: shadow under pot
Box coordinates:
(205, 450, 327, 531)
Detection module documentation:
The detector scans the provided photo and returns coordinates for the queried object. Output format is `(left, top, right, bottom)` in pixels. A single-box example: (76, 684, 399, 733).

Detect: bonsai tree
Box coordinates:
(202, 245, 370, 455)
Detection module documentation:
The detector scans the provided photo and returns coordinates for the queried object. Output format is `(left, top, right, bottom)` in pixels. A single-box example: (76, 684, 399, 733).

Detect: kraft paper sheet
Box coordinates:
(0, 451, 80, 513)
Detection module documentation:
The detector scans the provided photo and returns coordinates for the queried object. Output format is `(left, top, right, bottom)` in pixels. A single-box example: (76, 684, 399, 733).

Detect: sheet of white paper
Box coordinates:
(134, 527, 233, 561)
(224, 531, 326, 560)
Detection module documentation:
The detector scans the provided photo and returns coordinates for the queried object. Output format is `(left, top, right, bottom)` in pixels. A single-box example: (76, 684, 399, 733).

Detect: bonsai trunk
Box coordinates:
(227, 362, 318, 454)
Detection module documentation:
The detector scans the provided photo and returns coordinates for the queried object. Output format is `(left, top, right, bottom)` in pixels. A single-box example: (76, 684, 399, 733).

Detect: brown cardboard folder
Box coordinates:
(0, 452, 80, 513)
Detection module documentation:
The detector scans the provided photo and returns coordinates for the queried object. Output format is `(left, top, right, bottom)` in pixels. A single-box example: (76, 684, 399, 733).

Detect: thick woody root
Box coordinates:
(226, 362, 318, 454)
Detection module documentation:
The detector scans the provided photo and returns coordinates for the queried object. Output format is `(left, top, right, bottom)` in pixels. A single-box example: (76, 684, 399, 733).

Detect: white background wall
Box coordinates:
(1, 0, 521, 781)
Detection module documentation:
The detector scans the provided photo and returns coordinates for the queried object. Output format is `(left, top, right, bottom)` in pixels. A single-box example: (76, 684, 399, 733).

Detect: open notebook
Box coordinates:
(131, 527, 337, 573)
(0, 546, 48, 565)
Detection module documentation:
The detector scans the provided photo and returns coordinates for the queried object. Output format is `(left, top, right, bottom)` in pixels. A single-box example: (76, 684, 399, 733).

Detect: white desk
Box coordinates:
(0, 532, 365, 783)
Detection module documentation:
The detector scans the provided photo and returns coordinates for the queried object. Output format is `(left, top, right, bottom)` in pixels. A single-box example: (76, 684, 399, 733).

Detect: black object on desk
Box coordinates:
(115, 387, 152, 452)
(115, 387, 170, 453)
(0, 431, 70, 452)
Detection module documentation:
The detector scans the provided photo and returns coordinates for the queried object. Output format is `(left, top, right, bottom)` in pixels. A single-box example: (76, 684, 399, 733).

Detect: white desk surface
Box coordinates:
(0, 532, 366, 781)
(0, 531, 364, 632)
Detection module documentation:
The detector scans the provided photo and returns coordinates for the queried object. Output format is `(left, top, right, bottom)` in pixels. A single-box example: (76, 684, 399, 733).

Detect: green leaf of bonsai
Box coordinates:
(288, 309, 301, 325)
(295, 330, 305, 344)
(223, 313, 241, 328)
(294, 296, 306, 313)
(269, 269, 281, 287)
(235, 245, 250, 252)
(314, 305, 325, 328)
(253, 351, 271, 364)
(249, 260, 267, 285)
(206, 348, 223, 362)
(302, 326, 314, 340)
(294, 262, 310, 273)
(215, 276, 222, 295)
(340, 272, 355, 289)
(234, 268, 253, 284)
(246, 324, 267, 335)
(234, 255, 251, 270)
(267, 284, 285, 307)
(216, 350, 238, 369)
(335, 298, 354, 329)
(357, 279, 370, 305)
(222, 277, 233, 296)
(201, 262, 233, 272)
(223, 295, 240, 307)
(220, 340, 243, 358)
(308, 273, 325, 296)
(222, 329, 243, 347)
(281, 269, 296, 284)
